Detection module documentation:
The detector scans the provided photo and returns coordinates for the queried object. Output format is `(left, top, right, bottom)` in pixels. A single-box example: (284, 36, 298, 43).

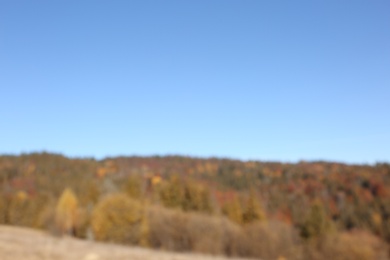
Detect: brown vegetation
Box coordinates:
(0, 225, 247, 260)
(0, 153, 390, 259)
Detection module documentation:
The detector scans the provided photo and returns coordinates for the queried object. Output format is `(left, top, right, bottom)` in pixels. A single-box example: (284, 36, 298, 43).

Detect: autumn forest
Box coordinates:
(1, 153, 390, 259)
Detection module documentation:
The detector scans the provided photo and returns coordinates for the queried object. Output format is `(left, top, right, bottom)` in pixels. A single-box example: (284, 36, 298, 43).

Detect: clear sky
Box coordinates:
(1, 1, 389, 164)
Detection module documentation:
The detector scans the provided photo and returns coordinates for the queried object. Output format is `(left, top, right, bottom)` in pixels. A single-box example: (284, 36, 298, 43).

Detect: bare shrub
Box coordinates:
(306, 230, 389, 260)
(147, 206, 191, 251)
(217, 217, 244, 257)
(146, 205, 244, 256)
(238, 220, 303, 260)
(186, 213, 224, 254)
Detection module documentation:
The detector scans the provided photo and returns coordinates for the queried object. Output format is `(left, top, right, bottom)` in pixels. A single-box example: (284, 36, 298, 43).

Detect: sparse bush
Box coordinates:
(238, 220, 302, 260)
(186, 213, 224, 254)
(147, 206, 191, 251)
(147, 205, 243, 256)
(36, 203, 56, 232)
(305, 231, 389, 260)
(218, 217, 244, 257)
(148, 205, 303, 259)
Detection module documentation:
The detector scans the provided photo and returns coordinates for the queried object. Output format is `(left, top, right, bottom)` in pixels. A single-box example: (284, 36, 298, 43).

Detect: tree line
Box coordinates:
(0, 153, 389, 259)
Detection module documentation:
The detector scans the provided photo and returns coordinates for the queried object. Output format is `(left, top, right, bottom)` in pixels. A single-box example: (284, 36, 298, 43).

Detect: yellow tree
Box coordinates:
(55, 188, 79, 236)
(91, 193, 146, 245)
(222, 195, 243, 224)
(242, 189, 265, 224)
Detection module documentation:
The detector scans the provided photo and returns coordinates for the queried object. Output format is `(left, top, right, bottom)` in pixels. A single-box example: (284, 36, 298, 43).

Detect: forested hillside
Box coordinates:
(1, 153, 389, 259)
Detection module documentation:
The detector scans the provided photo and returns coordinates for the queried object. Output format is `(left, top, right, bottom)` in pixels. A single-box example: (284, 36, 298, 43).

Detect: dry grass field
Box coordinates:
(0, 225, 251, 260)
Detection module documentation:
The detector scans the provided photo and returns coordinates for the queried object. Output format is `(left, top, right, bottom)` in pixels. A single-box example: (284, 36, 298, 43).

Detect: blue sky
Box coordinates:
(1, 1, 389, 164)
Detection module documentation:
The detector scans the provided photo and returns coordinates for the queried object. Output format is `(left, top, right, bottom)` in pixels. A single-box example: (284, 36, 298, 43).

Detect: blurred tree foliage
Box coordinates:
(0, 153, 390, 259)
(222, 195, 243, 224)
(300, 201, 333, 239)
(159, 176, 212, 213)
(242, 189, 265, 224)
(55, 188, 79, 235)
(123, 176, 142, 199)
(91, 193, 146, 245)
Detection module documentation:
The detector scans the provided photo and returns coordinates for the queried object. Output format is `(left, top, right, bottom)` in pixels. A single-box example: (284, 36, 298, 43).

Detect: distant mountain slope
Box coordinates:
(1, 153, 389, 259)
